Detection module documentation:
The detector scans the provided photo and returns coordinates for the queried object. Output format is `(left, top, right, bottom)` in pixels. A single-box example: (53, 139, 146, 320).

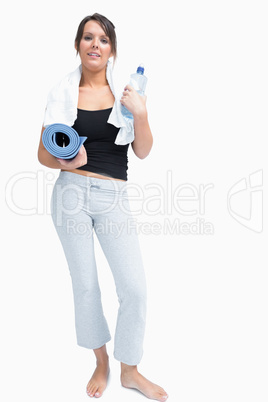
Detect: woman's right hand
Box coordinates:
(56, 145, 87, 169)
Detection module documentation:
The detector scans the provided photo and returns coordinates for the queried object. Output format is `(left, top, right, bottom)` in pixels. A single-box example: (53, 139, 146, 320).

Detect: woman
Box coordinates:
(38, 13, 168, 401)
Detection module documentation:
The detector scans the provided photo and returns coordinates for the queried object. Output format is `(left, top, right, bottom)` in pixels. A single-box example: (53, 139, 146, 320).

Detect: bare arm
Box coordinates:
(120, 85, 153, 159)
(132, 108, 153, 159)
(37, 126, 87, 169)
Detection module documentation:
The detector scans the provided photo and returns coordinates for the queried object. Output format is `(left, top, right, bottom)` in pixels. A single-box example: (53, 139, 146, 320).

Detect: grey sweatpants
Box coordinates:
(51, 171, 147, 365)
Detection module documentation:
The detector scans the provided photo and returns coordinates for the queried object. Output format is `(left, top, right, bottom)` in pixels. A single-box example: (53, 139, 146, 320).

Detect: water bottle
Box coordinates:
(121, 64, 148, 119)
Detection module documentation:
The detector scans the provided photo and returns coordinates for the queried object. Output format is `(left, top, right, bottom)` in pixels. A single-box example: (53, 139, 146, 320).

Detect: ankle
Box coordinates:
(121, 362, 138, 376)
(93, 345, 109, 365)
(96, 354, 109, 365)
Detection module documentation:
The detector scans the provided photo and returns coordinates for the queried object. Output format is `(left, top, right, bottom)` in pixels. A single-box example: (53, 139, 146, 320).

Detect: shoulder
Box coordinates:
(47, 65, 82, 101)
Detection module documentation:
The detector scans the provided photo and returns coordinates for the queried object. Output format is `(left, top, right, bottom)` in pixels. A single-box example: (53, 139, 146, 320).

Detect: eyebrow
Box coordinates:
(83, 31, 108, 38)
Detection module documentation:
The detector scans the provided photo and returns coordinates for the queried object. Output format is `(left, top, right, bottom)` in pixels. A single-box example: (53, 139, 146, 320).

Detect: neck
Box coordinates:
(80, 64, 108, 88)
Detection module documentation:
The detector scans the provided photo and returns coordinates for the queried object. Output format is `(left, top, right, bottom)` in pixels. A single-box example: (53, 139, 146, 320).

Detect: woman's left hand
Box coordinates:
(120, 85, 147, 118)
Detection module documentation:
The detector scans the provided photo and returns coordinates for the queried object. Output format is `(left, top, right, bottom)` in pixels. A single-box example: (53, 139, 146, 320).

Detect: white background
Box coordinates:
(1, 0, 268, 401)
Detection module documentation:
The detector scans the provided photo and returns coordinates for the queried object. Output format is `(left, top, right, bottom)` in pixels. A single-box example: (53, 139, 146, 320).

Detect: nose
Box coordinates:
(91, 39, 99, 49)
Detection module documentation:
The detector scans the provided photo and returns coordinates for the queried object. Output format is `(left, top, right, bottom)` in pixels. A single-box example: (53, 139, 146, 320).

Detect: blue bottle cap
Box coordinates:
(137, 64, 144, 74)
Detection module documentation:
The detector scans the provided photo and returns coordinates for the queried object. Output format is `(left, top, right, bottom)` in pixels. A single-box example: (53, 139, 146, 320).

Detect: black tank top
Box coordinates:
(72, 108, 129, 181)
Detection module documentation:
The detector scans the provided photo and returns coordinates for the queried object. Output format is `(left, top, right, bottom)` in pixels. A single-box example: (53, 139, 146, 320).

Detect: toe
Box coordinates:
(87, 383, 97, 397)
(160, 394, 168, 401)
(95, 385, 105, 398)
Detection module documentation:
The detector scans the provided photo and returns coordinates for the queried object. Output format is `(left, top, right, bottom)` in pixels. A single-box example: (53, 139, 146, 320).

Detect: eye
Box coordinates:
(101, 38, 108, 44)
(84, 36, 92, 41)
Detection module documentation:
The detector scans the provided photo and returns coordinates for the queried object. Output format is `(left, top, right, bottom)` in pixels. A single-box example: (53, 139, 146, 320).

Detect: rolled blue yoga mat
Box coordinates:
(42, 123, 87, 159)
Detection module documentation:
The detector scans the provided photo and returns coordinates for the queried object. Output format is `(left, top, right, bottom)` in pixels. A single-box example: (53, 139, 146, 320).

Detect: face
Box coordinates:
(76, 20, 113, 71)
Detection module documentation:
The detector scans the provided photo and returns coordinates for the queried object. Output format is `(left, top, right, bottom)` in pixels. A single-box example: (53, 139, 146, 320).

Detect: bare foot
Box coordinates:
(121, 364, 168, 402)
(86, 356, 110, 398)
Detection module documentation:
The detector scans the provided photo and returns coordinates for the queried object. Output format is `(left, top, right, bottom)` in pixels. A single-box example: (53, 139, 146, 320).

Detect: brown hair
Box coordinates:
(75, 13, 117, 60)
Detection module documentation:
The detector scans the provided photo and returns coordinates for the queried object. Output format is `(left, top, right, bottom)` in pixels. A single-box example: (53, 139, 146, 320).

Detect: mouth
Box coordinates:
(87, 52, 100, 58)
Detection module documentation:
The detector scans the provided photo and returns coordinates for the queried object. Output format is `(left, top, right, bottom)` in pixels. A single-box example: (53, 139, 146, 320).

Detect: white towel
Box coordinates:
(43, 60, 134, 146)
